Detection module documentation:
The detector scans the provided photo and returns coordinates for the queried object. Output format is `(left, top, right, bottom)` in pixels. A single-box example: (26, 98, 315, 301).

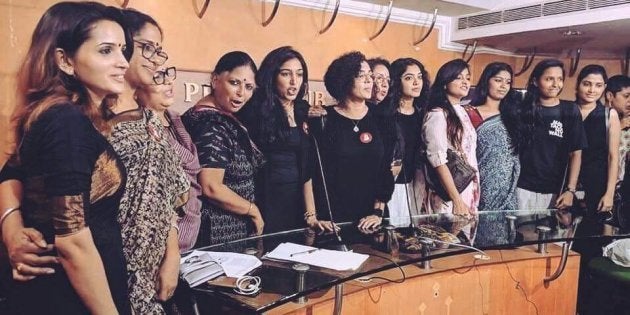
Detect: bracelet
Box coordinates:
(171, 223, 180, 234)
(247, 202, 253, 216)
(0, 207, 20, 229)
(304, 211, 316, 222)
(372, 208, 384, 218)
(564, 187, 577, 196)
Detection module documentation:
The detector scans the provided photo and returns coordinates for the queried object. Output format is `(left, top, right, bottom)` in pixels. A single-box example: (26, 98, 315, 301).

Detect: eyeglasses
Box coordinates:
(374, 75, 391, 85)
(153, 67, 177, 85)
(355, 71, 374, 82)
(134, 40, 168, 66)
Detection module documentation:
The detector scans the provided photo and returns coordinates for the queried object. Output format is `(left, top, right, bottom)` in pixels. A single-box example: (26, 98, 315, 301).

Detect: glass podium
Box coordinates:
(186, 209, 630, 314)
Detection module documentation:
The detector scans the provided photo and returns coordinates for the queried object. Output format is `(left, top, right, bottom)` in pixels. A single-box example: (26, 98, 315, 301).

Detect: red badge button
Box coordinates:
(359, 132, 372, 144)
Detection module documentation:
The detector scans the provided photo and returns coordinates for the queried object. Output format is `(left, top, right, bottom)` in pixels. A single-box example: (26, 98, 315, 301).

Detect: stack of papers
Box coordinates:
(180, 250, 262, 287)
(264, 242, 369, 271)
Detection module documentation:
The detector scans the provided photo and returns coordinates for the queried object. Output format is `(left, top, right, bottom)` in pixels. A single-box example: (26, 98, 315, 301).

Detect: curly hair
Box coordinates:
(324, 51, 366, 102)
(427, 59, 469, 149)
(247, 46, 308, 146)
(381, 57, 430, 117)
(470, 62, 523, 154)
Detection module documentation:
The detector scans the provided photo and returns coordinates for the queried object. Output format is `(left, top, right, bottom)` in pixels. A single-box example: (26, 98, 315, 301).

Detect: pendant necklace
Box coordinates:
(351, 119, 360, 132)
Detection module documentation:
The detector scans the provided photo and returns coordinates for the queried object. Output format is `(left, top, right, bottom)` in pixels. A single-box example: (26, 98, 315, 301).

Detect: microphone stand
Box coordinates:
(311, 116, 349, 252)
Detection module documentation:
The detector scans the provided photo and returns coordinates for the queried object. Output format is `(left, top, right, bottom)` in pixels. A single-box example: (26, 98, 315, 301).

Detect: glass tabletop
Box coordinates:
(190, 209, 630, 313)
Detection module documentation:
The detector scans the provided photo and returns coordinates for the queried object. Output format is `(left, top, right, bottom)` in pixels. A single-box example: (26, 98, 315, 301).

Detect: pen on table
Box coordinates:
(290, 248, 319, 257)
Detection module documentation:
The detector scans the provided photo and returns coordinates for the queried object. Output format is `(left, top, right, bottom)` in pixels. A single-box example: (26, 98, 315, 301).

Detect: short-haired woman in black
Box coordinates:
(379, 57, 430, 224)
(239, 46, 335, 233)
(310, 51, 395, 229)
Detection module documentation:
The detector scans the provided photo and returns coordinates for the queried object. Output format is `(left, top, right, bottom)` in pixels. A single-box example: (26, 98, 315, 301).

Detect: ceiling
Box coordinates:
(461, 19, 630, 59)
(353, 0, 630, 59)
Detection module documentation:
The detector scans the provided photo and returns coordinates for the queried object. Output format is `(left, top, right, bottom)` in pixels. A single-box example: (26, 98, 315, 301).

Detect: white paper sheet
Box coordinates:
(264, 242, 369, 271)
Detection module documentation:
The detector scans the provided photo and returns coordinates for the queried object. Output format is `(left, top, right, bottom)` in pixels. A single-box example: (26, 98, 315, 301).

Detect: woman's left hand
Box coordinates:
(597, 192, 615, 213)
(555, 191, 574, 210)
(358, 215, 382, 230)
(156, 250, 180, 302)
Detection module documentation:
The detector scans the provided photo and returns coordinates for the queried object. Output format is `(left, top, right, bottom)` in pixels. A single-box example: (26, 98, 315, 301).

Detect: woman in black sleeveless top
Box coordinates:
(576, 65, 620, 214)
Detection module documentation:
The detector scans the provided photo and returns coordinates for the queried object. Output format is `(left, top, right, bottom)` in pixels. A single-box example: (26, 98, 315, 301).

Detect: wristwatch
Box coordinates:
(372, 208, 384, 218)
(564, 187, 577, 196)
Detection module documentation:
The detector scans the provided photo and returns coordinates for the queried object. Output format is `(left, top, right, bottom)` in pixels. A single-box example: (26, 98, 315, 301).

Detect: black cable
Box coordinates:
(499, 250, 540, 315)
(355, 252, 406, 284)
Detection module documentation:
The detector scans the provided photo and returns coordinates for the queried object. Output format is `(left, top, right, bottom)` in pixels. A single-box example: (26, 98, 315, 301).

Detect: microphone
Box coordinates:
(311, 116, 349, 252)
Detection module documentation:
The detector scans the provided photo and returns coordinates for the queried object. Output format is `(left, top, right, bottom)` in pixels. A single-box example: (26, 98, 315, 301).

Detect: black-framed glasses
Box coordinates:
(153, 67, 176, 85)
(133, 40, 168, 65)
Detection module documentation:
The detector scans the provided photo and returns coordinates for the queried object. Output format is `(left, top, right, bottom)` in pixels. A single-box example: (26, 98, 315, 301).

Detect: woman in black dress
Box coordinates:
(2, 2, 132, 314)
(182, 51, 265, 247)
(311, 51, 396, 229)
(576, 65, 620, 214)
(239, 46, 335, 233)
(379, 58, 430, 223)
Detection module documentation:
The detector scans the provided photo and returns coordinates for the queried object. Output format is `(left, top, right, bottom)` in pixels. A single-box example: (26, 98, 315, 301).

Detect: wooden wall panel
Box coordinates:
(273, 246, 579, 315)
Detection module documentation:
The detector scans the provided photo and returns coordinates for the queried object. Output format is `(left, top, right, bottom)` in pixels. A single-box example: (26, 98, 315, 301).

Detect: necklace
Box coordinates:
(351, 119, 360, 132)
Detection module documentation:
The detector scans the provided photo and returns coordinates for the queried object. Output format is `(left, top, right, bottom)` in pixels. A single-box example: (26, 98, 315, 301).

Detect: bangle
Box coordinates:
(247, 202, 253, 216)
(171, 223, 180, 234)
(304, 211, 316, 222)
(0, 207, 20, 229)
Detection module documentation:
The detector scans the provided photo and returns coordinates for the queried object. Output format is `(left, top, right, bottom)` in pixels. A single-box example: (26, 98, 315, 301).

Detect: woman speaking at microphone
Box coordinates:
(310, 51, 396, 229)
(239, 46, 335, 233)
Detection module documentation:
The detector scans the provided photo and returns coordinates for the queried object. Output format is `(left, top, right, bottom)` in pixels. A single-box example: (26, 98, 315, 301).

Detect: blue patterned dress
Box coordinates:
(475, 115, 520, 244)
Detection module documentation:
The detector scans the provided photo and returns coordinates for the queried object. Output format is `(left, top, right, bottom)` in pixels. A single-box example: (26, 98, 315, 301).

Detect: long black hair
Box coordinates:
(381, 57, 430, 116)
(471, 62, 523, 153)
(520, 58, 565, 147)
(247, 46, 308, 147)
(427, 59, 469, 149)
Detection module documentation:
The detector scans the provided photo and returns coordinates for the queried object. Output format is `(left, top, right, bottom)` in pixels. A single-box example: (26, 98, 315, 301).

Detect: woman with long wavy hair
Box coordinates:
(239, 46, 335, 233)
(2, 8, 190, 313)
(422, 59, 479, 216)
(379, 57, 430, 224)
(1, 2, 132, 313)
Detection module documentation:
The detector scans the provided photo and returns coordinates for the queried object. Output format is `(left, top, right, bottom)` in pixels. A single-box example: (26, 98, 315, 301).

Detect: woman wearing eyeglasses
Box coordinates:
(310, 51, 396, 229)
(182, 51, 265, 247)
(367, 57, 391, 105)
(136, 67, 202, 253)
(1, 8, 188, 313)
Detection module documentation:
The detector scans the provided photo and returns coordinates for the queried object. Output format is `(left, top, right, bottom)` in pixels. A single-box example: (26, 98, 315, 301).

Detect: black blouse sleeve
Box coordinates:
(33, 105, 100, 235)
(195, 117, 233, 169)
(36, 105, 99, 196)
(0, 162, 24, 183)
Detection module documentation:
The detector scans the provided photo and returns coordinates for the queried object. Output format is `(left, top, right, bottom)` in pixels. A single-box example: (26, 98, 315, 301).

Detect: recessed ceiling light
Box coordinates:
(562, 30, 583, 36)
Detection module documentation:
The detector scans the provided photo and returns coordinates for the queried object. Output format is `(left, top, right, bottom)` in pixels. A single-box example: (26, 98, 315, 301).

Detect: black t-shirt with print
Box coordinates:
(517, 100, 588, 194)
